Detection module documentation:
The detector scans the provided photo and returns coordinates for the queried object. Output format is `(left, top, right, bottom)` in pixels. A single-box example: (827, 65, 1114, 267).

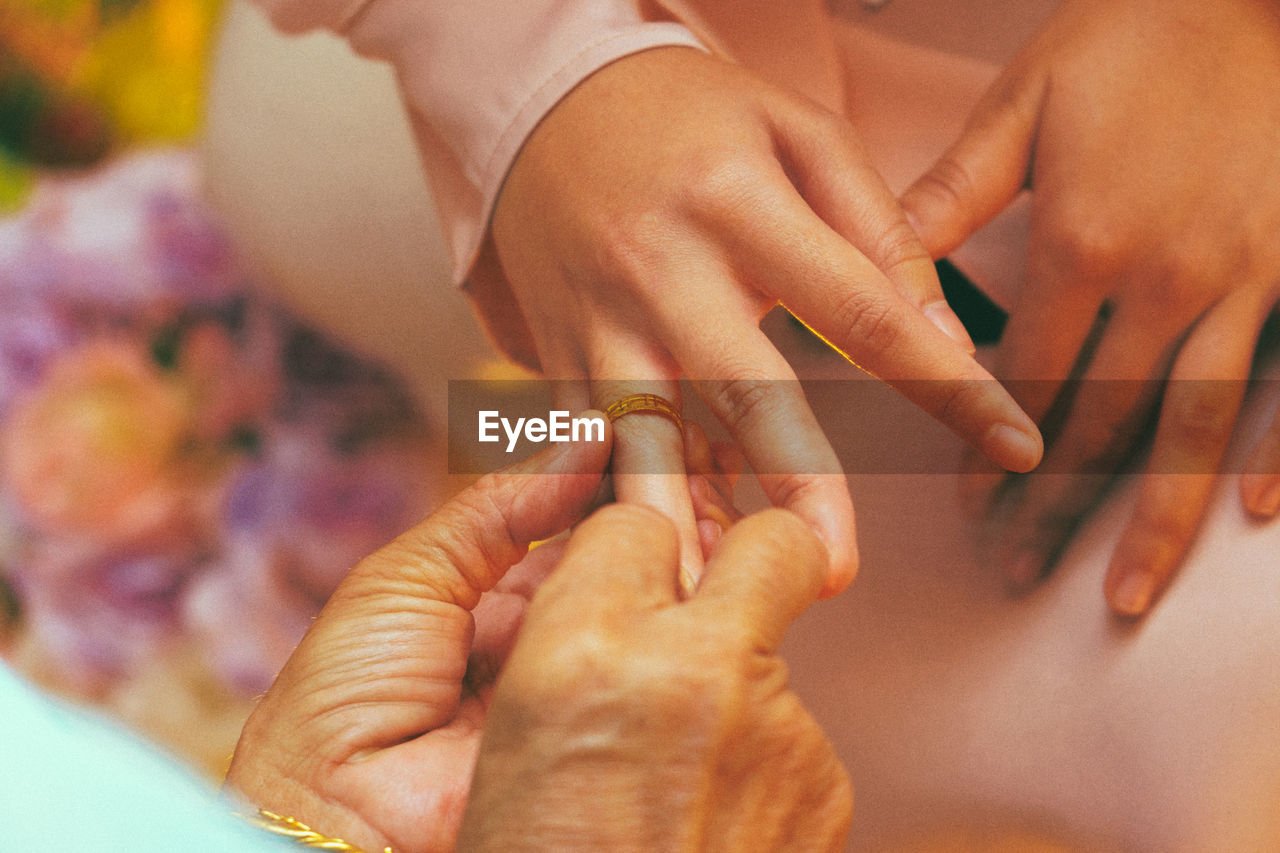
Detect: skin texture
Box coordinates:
(481, 45, 1044, 597)
(457, 505, 851, 852)
(900, 0, 1280, 617)
(225, 429, 846, 852)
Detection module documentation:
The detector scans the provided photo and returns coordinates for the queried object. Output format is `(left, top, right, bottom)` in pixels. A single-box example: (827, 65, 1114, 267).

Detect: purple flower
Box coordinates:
(0, 149, 443, 703)
(10, 536, 207, 692)
(222, 425, 437, 603)
(144, 189, 240, 305)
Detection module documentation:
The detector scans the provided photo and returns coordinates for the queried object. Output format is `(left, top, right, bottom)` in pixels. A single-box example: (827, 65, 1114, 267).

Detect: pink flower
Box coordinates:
(0, 340, 197, 542)
(182, 538, 316, 697)
(0, 151, 446, 703)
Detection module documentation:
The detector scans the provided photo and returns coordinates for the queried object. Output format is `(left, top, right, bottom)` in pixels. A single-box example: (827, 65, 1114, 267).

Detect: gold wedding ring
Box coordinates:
(603, 393, 683, 432)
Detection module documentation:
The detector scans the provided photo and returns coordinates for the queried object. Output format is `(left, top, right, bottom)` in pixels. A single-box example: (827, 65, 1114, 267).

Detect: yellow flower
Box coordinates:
(71, 0, 223, 144)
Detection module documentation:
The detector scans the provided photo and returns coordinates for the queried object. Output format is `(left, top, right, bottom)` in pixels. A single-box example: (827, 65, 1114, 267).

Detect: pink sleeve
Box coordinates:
(252, 0, 705, 285)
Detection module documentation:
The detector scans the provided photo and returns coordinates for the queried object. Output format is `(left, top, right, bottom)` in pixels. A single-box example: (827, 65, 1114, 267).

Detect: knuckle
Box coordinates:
(1159, 248, 1207, 290)
(759, 470, 825, 512)
(515, 623, 622, 702)
(581, 503, 676, 548)
(1151, 250, 1217, 310)
(830, 289, 902, 357)
(1226, 237, 1264, 284)
(677, 149, 771, 222)
(914, 155, 977, 220)
(606, 639, 746, 732)
(870, 219, 933, 276)
(370, 490, 502, 603)
(933, 379, 991, 434)
(592, 211, 673, 287)
(1129, 500, 1196, 551)
(676, 640, 751, 710)
(551, 626, 615, 677)
(702, 374, 781, 433)
(1041, 213, 1132, 280)
(1165, 387, 1237, 459)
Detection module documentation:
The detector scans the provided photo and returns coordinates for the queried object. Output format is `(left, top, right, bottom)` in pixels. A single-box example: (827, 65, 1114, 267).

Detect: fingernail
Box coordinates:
(1246, 479, 1280, 519)
(1111, 571, 1157, 618)
(924, 301, 976, 355)
(982, 423, 1042, 474)
(1002, 550, 1042, 592)
(902, 204, 932, 242)
(805, 503, 859, 598)
(678, 566, 699, 599)
(698, 518, 724, 556)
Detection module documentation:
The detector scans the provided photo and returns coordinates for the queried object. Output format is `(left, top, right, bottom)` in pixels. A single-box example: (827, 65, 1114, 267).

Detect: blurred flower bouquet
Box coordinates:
(0, 151, 441, 715)
(1, 0, 221, 209)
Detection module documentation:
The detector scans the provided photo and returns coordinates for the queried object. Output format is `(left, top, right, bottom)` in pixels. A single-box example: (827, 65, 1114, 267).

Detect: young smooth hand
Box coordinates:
(902, 0, 1280, 616)
(480, 45, 1043, 596)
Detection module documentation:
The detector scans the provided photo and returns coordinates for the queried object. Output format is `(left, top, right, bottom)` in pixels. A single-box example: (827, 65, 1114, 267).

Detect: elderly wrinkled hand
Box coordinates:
(458, 504, 851, 852)
(223, 431, 613, 852)
(225, 421, 846, 851)
(902, 0, 1280, 617)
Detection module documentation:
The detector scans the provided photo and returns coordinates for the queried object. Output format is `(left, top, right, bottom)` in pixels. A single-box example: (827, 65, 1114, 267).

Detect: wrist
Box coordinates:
(225, 731, 384, 853)
(239, 808, 393, 853)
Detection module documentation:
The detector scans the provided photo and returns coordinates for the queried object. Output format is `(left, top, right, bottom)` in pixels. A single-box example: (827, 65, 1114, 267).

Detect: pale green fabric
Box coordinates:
(0, 663, 287, 852)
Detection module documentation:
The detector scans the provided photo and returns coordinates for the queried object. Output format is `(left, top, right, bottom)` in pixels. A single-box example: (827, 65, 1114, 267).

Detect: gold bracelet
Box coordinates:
(243, 808, 394, 853)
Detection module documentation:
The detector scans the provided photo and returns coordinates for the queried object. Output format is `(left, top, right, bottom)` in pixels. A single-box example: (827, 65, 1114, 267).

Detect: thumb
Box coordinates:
(351, 413, 613, 610)
(255, 419, 613, 756)
(900, 68, 1046, 259)
(687, 508, 827, 653)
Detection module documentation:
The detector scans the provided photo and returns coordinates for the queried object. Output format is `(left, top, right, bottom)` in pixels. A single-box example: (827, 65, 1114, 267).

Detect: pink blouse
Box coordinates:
(251, 0, 846, 286)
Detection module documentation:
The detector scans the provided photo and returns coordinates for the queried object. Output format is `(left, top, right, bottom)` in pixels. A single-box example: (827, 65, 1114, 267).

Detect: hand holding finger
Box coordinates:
(686, 508, 827, 652)
(464, 502, 850, 851)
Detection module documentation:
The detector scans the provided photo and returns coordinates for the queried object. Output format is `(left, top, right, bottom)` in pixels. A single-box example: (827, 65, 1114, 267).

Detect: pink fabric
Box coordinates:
(254, 0, 706, 285)
(249, 0, 861, 288)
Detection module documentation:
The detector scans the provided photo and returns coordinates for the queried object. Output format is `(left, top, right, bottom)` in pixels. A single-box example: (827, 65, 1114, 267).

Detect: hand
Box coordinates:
(901, 0, 1280, 616)
(224, 432, 613, 852)
(223, 419, 744, 852)
(480, 45, 1043, 595)
(457, 505, 852, 851)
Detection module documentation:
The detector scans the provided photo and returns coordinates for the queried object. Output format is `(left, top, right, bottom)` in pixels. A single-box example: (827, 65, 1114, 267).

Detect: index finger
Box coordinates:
(726, 181, 1043, 474)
